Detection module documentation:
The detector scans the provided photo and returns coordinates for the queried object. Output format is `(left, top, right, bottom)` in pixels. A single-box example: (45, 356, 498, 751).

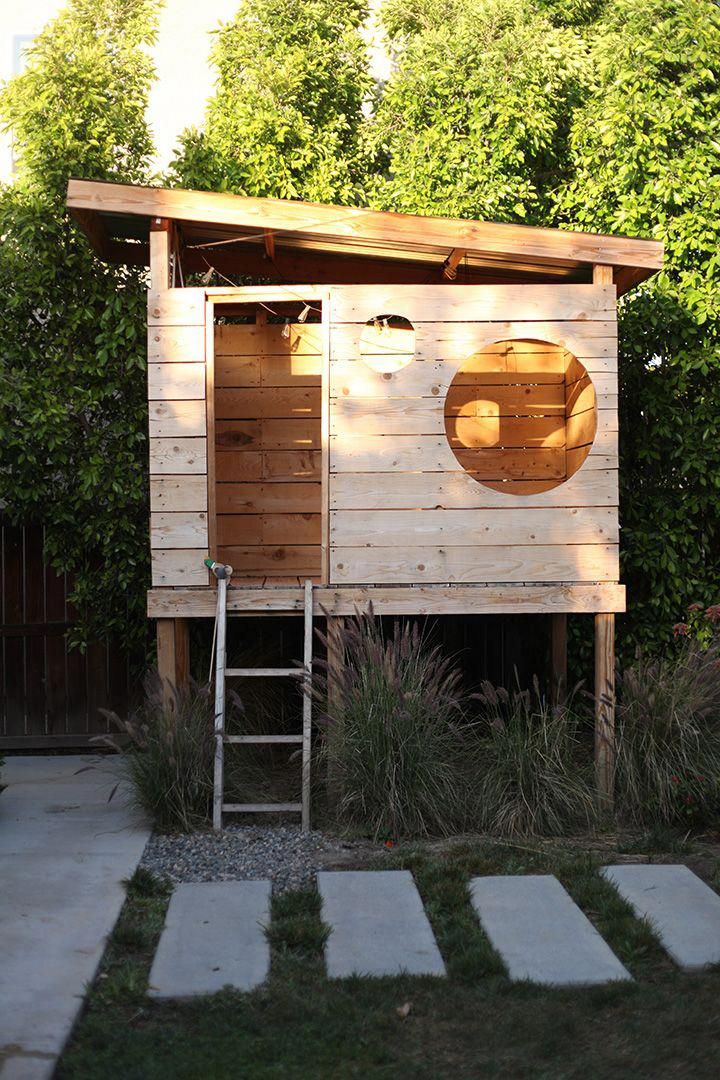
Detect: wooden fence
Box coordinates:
(0, 520, 135, 749)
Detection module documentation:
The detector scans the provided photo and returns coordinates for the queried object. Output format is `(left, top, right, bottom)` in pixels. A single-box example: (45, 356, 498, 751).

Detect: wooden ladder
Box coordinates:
(208, 563, 313, 832)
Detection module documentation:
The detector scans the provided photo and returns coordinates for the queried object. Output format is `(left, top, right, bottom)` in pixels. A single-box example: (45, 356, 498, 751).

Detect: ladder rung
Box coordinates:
(225, 734, 303, 744)
(222, 802, 303, 814)
(225, 667, 303, 678)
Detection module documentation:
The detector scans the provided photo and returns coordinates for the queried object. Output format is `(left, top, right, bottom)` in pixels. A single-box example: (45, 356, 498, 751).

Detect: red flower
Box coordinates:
(705, 604, 720, 623)
(673, 622, 689, 637)
(688, 602, 704, 612)
(384, 840, 395, 849)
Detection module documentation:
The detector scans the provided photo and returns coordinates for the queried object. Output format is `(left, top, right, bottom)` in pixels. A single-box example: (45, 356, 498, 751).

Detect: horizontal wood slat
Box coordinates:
(216, 355, 322, 388)
(215, 323, 323, 355)
(151, 512, 209, 549)
(149, 437, 207, 475)
(148, 362, 205, 400)
(216, 387, 321, 419)
(150, 476, 208, 512)
(148, 582, 627, 617)
(329, 468, 617, 509)
(216, 419, 321, 452)
(215, 450, 321, 482)
(148, 289, 205, 325)
(149, 399, 207, 437)
(217, 545, 321, 576)
(330, 285, 615, 324)
(330, 507, 618, 547)
(217, 514, 321, 546)
(331, 544, 619, 585)
(151, 549, 209, 586)
(217, 482, 321, 513)
(148, 325, 205, 363)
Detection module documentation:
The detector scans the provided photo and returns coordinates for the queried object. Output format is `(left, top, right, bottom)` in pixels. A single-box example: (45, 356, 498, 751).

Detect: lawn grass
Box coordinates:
(58, 841, 720, 1080)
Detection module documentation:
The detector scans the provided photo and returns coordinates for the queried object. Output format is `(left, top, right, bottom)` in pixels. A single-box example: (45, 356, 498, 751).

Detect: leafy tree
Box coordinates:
(367, 0, 590, 221)
(171, 0, 373, 203)
(0, 0, 160, 651)
(554, 0, 720, 652)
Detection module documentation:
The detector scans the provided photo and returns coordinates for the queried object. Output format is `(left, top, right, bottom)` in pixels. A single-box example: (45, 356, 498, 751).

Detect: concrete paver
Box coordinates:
(0, 756, 150, 1080)
(148, 880, 271, 998)
(318, 869, 446, 978)
(602, 863, 720, 970)
(470, 874, 632, 986)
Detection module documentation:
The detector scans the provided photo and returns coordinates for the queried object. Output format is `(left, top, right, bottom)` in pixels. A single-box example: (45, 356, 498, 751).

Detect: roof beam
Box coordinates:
(66, 178, 664, 272)
(442, 248, 466, 280)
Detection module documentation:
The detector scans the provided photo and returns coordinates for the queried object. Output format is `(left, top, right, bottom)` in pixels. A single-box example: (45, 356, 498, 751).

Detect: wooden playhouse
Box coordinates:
(67, 179, 663, 803)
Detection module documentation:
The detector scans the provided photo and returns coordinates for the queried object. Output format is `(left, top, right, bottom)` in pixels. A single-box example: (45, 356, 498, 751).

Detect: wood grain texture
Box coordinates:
(148, 325, 205, 363)
(330, 284, 615, 324)
(147, 288, 205, 325)
(147, 583, 627, 617)
(151, 549, 209, 586)
(149, 437, 207, 475)
(331, 544, 619, 584)
(151, 511, 209, 549)
(148, 399, 207, 438)
(330, 507, 618, 547)
(150, 476, 208, 512)
(148, 362, 206, 400)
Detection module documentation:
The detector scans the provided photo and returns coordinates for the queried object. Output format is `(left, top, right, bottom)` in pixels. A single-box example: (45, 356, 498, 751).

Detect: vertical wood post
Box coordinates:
(593, 263, 614, 287)
(325, 615, 345, 809)
(594, 613, 615, 808)
(150, 216, 187, 704)
(549, 613, 567, 706)
(156, 617, 190, 702)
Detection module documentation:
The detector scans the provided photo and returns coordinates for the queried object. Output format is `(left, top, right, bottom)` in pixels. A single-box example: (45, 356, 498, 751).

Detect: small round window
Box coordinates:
(359, 315, 415, 373)
(444, 339, 597, 494)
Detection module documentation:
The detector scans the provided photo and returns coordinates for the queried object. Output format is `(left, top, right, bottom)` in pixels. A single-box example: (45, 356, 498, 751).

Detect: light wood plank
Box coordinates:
(150, 476, 208, 513)
(330, 285, 615, 324)
(148, 362, 205, 400)
(149, 399, 207, 438)
(150, 437, 207, 475)
(448, 415, 566, 449)
(330, 507, 618, 547)
(147, 583, 627, 618)
(329, 468, 617, 510)
(147, 288, 205, 325)
(148, 325, 205, 363)
(69, 180, 663, 273)
(151, 512, 209, 549)
(151, 549, 209, 586)
(331, 544, 620, 585)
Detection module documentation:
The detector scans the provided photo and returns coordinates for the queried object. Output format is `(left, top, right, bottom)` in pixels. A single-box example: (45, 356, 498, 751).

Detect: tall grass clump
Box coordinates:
(315, 609, 472, 839)
(99, 674, 216, 832)
(473, 678, 596, 837)
(615, 640, 720, 827)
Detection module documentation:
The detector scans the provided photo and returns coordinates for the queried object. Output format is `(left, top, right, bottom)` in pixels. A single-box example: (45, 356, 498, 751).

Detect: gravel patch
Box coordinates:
(140, 824, 333, 893)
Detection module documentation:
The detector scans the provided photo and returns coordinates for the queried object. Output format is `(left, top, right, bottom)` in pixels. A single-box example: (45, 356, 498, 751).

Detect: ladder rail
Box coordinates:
(208, 565, 313, 832)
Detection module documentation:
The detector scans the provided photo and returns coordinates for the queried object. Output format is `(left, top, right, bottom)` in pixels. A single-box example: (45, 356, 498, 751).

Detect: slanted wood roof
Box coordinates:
(66, 178, 663, 295)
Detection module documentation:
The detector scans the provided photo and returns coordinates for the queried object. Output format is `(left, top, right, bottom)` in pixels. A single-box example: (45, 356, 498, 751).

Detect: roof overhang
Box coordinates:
(66, 178, 664, 295)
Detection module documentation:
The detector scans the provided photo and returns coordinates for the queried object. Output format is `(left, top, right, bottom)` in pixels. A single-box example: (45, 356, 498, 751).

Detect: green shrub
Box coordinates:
(473, 678, 597, 838)
(315, 610, 473, 839)
(615, 641, 720, 827)
(100, 674, 217, 832)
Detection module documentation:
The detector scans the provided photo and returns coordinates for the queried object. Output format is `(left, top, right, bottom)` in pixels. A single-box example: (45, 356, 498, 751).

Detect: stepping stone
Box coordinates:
(601, 863, 720, 970)
(148, 880, 270, 998)
(469, 874, 631, 986)
(318, 870, 446, 978)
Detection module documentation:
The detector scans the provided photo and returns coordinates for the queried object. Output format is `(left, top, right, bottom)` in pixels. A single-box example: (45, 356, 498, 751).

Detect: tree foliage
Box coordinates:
(171, 0, 372, 203)
(0, 0, 160, 650)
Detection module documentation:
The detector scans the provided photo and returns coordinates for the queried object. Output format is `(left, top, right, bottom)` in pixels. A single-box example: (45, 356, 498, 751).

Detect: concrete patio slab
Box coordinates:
(318, 869, 446, 979)
(469, 874, 632, 986)
(148, 880, 271, 998)
(601, 863, 720, 970)
(0, 755, 150, 1080)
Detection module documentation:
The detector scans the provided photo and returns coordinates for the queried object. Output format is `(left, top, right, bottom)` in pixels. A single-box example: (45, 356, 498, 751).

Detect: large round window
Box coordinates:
(444, 339, 597, 494)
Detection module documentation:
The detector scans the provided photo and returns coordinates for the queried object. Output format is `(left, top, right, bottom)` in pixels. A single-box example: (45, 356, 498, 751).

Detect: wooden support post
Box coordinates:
(594, 613, 615, 808)
(549, 613, 567, 707)
(325, 615, 345, 809)
(156, 617, 190, 705)
(593, 263, 614, 287)
(150, 217, 173, 290)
